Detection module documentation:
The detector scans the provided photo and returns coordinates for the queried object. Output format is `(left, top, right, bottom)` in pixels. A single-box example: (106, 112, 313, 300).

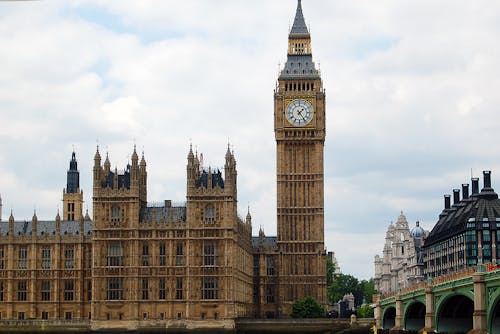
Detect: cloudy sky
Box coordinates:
(1, 0, 500, 280)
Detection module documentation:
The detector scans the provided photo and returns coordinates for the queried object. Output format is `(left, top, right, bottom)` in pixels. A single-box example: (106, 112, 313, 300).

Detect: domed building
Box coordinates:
(374, 212, 428, 294)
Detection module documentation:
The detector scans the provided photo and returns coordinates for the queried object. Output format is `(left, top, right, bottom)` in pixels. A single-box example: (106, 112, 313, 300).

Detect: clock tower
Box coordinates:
(275, 0, 327, 311)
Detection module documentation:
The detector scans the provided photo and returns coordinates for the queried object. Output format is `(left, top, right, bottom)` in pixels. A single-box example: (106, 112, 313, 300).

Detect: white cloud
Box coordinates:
(1, 0, 500, 279)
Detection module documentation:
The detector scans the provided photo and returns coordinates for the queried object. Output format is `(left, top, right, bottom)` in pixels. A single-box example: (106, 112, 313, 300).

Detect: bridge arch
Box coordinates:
(403, 300, 425, 330)
(436, 293, 474, 333)
(488, 288, 500, 333)
(382, 306, 396, 330)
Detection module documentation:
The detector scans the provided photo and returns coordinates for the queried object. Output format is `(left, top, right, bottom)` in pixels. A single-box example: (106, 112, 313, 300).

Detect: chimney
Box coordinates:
(462, 184, 470, 200)
(453, 189, 460, 205)
(483, 170, 492, 189)
(164, 200, 172, 208)
(472, 178, 479, 195)
(444, 195, 451, 209)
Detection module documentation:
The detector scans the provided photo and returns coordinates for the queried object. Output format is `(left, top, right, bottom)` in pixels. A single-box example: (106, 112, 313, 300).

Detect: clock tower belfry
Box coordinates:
(275, 0, 327, 311)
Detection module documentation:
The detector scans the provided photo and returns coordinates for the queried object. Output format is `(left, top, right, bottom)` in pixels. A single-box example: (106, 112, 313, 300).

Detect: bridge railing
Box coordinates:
(432, 266, 476, 286)
(380, 265, 482, 300)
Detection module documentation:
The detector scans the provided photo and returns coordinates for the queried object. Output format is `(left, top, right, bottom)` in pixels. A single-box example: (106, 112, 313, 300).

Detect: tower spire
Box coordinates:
(290, 0, 309, 36)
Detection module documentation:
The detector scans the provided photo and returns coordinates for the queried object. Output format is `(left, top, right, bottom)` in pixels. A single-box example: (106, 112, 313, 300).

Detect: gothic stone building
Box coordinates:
(374, 212, 427, 294)
(0, 0, 327, 330)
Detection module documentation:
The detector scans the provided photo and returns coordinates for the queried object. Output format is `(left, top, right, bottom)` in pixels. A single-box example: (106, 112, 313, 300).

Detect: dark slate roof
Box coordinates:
(0, 220, 92, 237)
(139, 206, 186, 224)
(66, 152, 79, 194)
(103, 166, 131, 189)
(252, 236, 278, 249)
(425, 188, 500, 246)
(195, 170, 225, 189)
(290, 0, 309, 36)
(280, 54, 320, 79)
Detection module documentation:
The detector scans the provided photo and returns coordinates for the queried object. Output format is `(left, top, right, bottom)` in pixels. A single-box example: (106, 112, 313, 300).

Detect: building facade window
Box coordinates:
(65, 311, 72, 320)
(111, 205, 121, 224)
(142, 244, 149, 266)
(65, 247, 75, 269)
(159, 243, 166, 266)
(266, 285, 275, 304)
(18, 247, 28, 269)
(87, 247, 92, 269)
(0, 281, 4, 302)
(176, 278, 183, 300)
(159, 278, 166, 300)
(41, 311, 49, 320)
(41, 248, 51, 269)
(205, 205, 215, 224)
(142, 279, 149, 300)
(201, 277, 218, 300)
(107, 243, 124, 266)
(176, 243, 183, 266)
(64, 280, 74, 301)
(87, 281, 92, 301)
(106, 278, 123, 300)
(18, 281, 27, 301)
(41, 281, 51, 301)
(0, 247, 4, 269)
(266, 256, 275, 276)
(203, 241, 217, 266)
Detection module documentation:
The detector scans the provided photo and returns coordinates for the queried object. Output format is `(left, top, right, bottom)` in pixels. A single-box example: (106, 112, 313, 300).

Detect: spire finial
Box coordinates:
(290, 0, 309, 36)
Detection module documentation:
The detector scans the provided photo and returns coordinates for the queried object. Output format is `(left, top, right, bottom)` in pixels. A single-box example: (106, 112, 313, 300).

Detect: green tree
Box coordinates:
(359, 278, 375, 305)
(291, 296, 325, 318)
(327, 274, 359, 304)
(356, 305, 374, 318)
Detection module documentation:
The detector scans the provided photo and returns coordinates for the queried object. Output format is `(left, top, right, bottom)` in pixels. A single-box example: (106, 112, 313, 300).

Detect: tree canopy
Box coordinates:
(291, 296, 325, 318)
(327, 273, 375, 306)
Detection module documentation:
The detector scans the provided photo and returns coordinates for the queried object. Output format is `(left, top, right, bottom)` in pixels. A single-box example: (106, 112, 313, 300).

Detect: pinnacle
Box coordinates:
(290, 0, 309, 36)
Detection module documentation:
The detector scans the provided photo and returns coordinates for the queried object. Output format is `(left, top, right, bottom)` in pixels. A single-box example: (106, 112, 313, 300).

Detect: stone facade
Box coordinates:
(0, 0, 328, 328)
(0, 154, 92, 322)
(374, 212, 427, 294)
(273, 0, 327, 315)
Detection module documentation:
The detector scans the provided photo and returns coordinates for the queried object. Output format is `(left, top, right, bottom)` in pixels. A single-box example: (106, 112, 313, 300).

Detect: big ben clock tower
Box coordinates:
(275, 0, 327, 312)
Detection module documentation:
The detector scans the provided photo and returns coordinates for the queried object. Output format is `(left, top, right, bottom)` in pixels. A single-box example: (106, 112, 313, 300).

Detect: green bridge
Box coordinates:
(375, 265, 500, 333)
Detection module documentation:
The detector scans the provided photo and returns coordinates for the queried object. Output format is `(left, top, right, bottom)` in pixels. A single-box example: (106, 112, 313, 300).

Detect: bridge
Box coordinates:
(375, 265, 500, 333)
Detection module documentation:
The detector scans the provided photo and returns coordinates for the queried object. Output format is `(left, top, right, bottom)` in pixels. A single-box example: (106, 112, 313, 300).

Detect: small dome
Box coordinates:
(410, 221, 425, 238)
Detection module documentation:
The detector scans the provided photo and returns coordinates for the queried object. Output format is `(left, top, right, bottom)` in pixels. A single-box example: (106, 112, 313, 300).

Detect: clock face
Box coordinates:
(286, 99, 313, 126)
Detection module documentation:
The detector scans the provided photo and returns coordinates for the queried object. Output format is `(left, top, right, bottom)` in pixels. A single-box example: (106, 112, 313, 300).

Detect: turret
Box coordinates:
(139, 151, 147, 205)
(9, 210, 14, 236)
(224, 145, 237, 198)
(0, 193, 2, 221)
(66, 151, 79, 194)
(64, 151, 83, 221)
(104, 153, 111, 175)
(32, 210, 38, 237)
(55, 210, 61, 236)
(246, 207, 252, 225)
(187, 144, 196, 190)
(131, 145, 139, 187)
(93, 146, 102, 188)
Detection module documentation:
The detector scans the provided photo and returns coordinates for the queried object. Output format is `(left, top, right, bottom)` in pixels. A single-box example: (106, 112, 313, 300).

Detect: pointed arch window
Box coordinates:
(111, 205, 121, 224)
(205, 205, 215, 224)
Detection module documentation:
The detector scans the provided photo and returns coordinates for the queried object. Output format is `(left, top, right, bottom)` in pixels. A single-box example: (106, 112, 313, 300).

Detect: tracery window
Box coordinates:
(205, 205, 215, 224)
(107, 278, 123, 300)
(203, 241, 217, 266)
(107, 243, 124, 266)
(201, 277, 218, 300)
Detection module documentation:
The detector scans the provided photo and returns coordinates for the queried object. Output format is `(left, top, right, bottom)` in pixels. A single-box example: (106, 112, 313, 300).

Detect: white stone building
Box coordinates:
(374, 212, 427, 294)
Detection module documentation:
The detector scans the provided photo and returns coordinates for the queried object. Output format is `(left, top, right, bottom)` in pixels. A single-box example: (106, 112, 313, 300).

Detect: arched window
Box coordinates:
(205, 205, 215, 224)
(111, 205, 120, 224)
